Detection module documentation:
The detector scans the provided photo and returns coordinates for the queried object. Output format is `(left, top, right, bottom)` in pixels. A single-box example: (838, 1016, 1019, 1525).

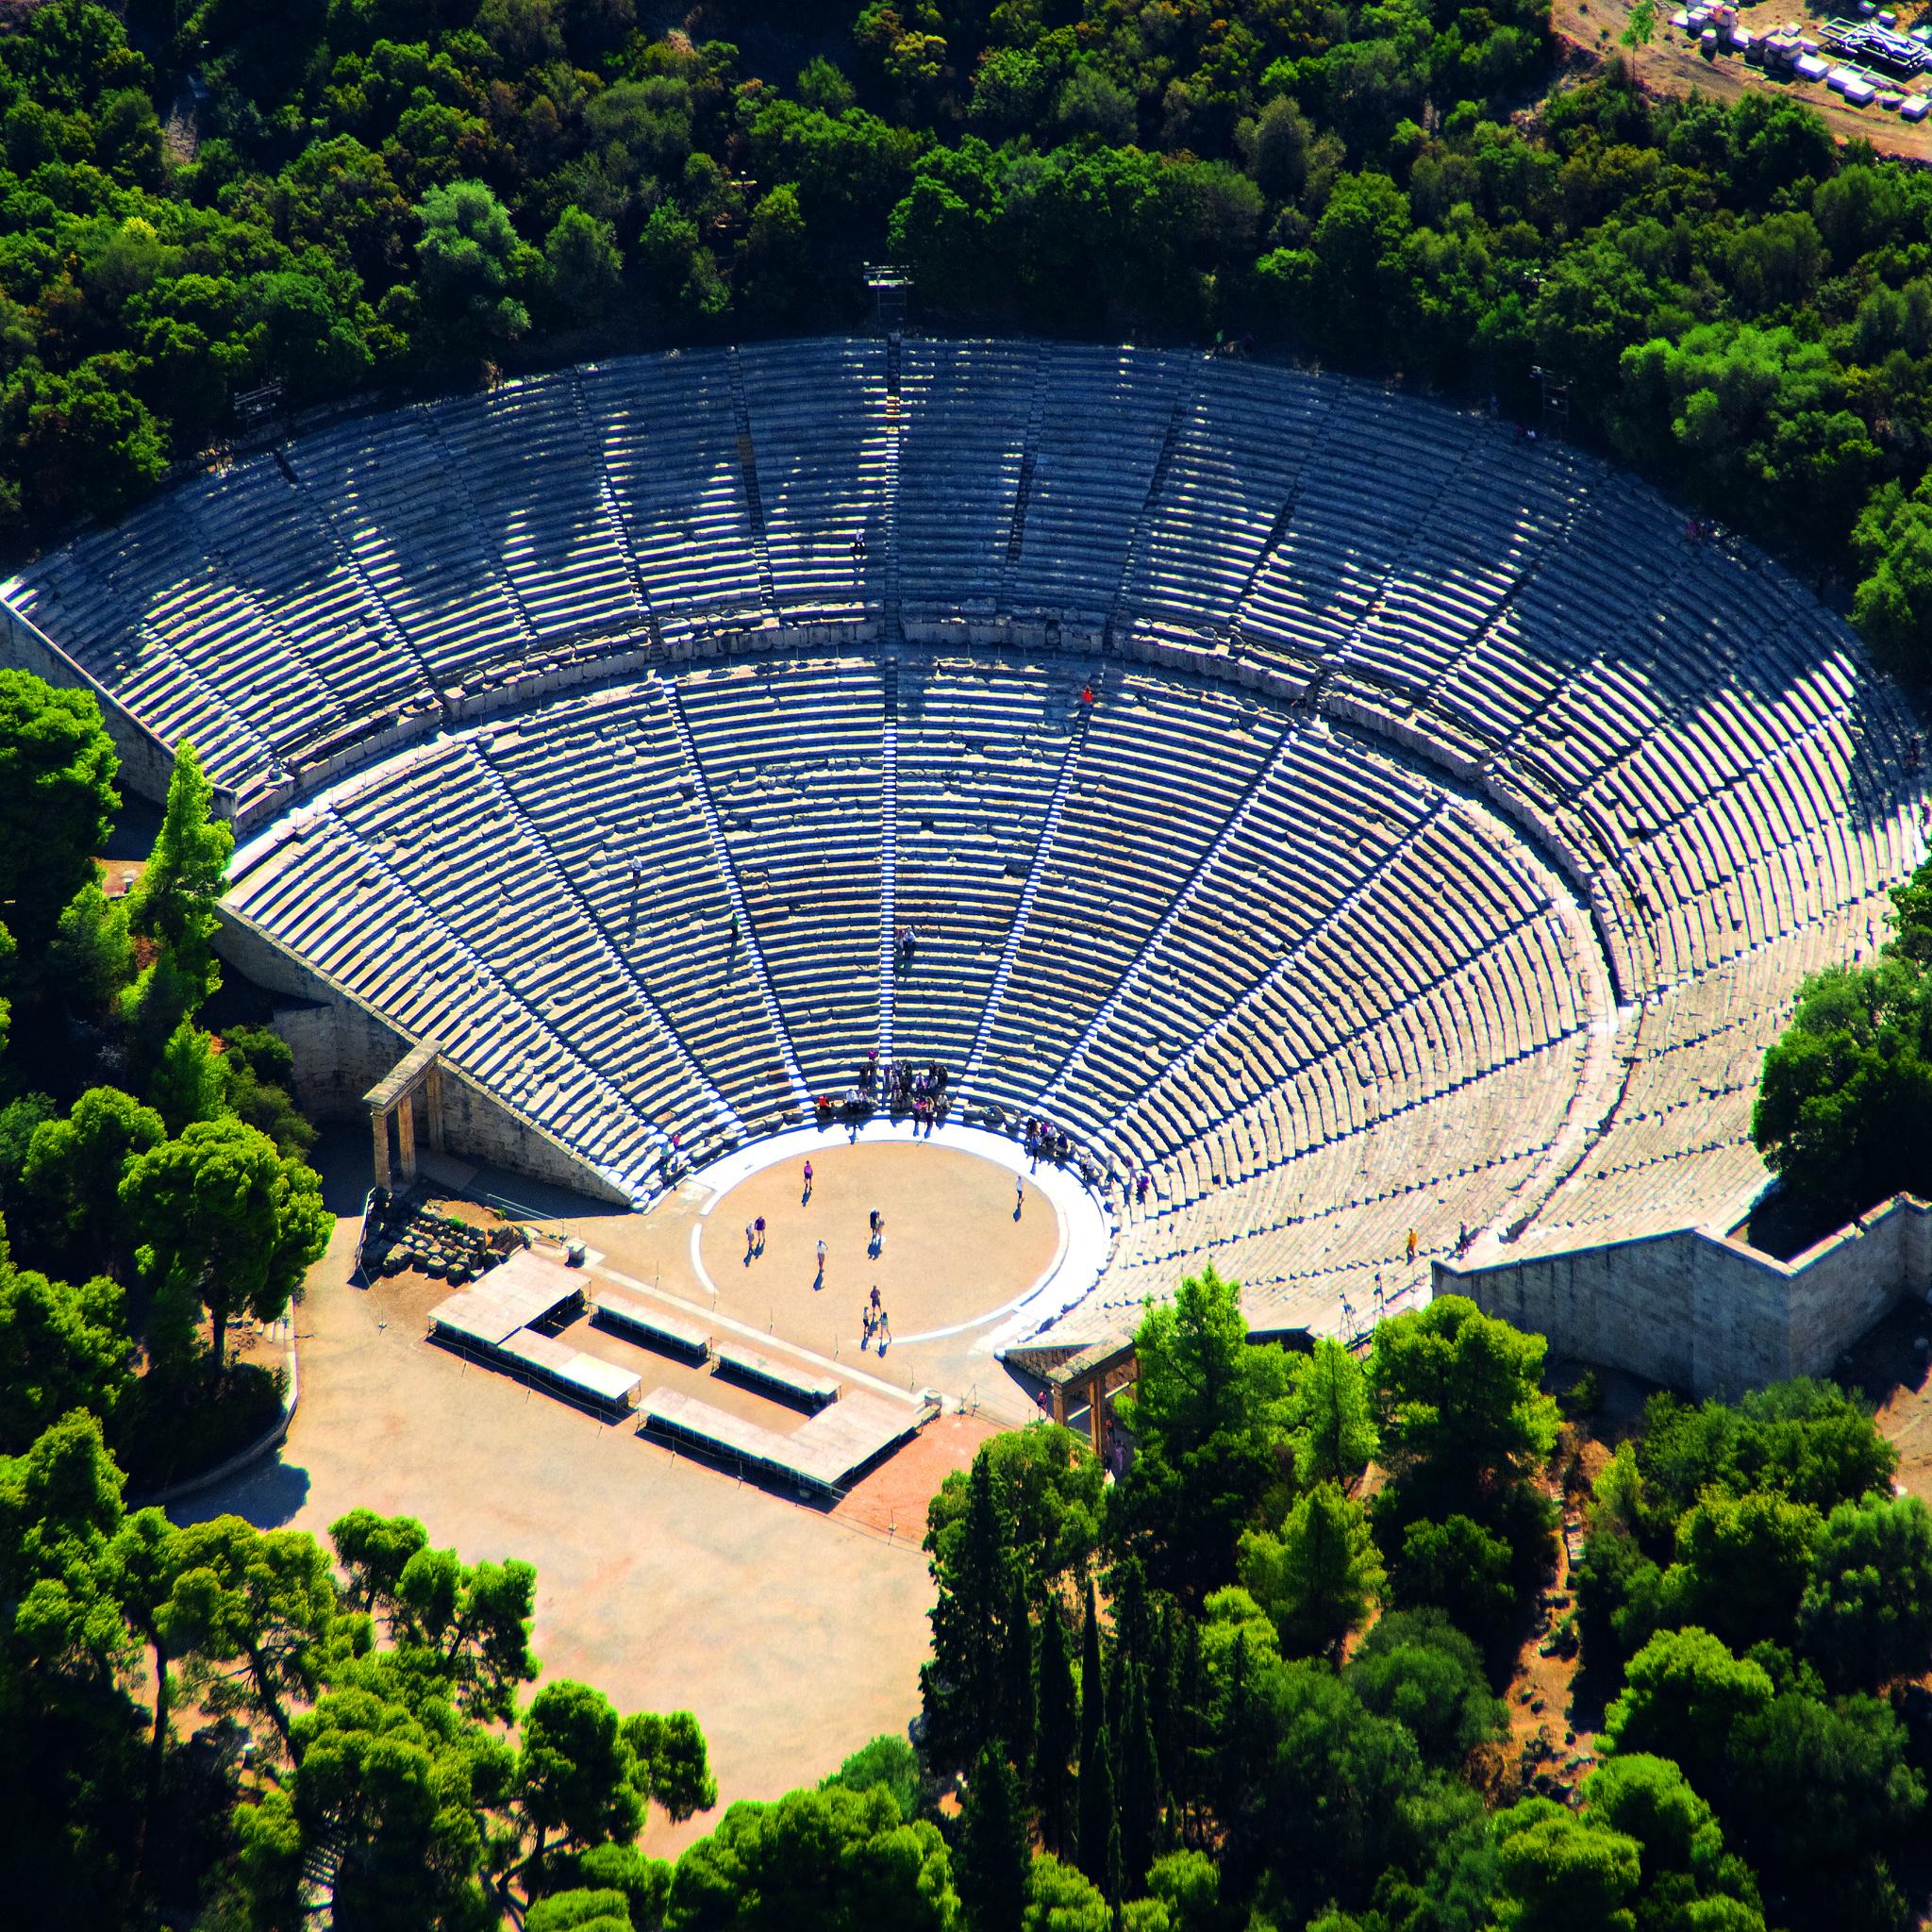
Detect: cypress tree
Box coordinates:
(922, 1451, 1013, 1772)
(1075, 1577, 1114, 1889)
(959, 1741, 1030, 1932)
(1078, 1711, 1115, 1892)
(1001, 1567, 1036, 1774)
(1118, 1661, 1161, 1890)
(1033, 1594, 1077, 1855)
(1170, 1612, 1208, 1841)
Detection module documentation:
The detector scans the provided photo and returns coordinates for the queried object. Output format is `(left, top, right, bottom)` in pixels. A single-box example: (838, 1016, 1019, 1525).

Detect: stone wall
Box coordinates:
(1441, 1194, 1932, 1396)
(215, 904, 634, 1208)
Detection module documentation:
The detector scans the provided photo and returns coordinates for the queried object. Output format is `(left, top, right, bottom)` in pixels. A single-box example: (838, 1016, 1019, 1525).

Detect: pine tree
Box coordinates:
(1213, 1632, 1273, 1885)
(126, 742, 233, 994)
(958, 1742, 1030, 1932)
(1287, 1336, 1378, 1490)
(1001, 1567, 1036, 1774)
(1118, 1661, 1161, 1890)
(1033, 1594, 1077, 1855)
(1239, 1480, 1385, 1658)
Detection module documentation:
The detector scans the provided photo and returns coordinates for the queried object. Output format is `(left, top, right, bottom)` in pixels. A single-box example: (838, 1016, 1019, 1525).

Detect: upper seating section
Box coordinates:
(897, 339, 1037, 624)
(7, 338, 1911, 915)
(736, 338, 891, 626)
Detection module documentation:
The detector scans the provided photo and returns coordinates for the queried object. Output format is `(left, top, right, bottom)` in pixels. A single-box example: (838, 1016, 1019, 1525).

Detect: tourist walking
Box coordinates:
(803, 1158, 813, 1202)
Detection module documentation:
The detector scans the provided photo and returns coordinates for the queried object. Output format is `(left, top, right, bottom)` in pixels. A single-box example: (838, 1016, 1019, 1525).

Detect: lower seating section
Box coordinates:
(224, 766, 675, 1201)
(219, 605, 1922, 1295)
(973, 670, 1287, 1108)
(892, 653, 1080, 1066)
(675, 656, 887, 1095)
(478, 681, 793, 1133)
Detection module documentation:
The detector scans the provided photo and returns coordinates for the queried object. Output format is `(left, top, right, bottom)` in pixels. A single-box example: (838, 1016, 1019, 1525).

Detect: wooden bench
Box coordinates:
(711, 1341, 841, 1412)
(591, 1288, 712, 1361)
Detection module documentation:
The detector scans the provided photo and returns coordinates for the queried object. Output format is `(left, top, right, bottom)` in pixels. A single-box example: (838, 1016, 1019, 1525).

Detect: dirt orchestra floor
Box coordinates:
(701, 1140, 1058, 1366)
(172, 1127, 1062, 1855)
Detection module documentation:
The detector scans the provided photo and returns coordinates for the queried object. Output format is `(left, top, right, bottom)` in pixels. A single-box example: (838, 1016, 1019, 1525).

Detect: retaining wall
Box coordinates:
(1441, 1193, 1932, 1395)
(215, 904, 634, 1207)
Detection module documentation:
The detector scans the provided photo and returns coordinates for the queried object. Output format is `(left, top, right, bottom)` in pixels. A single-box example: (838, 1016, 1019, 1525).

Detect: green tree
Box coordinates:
(1620, 0, 1658, 82)
(518, 1679, 649, 1869)
(1111, 1267, 1294, 1593)
(925, 1421, 1101, 1588)
(1491, 1798, 1641, 1932)
(544, 206, 624, 322)
(1075, 1579, 1113, 1891)
(823, 1733, 924, 1821)
(1662, 1489, 1822, 1649)
(1285, 1337, 1377, 1491)
(0, 671, 119, 962)
(124, 742, 233, 1027)
(119, 1116, 330, 1382)
(1602, 1626, 1774, 1797)
(149, 1021, 227, 1134)
(47, 880, 134, 1017)
(1033, 1593, 1078, 1856)
(1346, 1608, 1505, 1767)
(923, 1446, 1019, 1773)
(1021, 1854, 1111, 1932)
(625, 1709, 716, 1824)
(960, 1741, 1030, 1932)
(1117, 1662, 1161, 1893)
(1753, 956, 1932, 1217)
(666, 1781, 958, 1930)
(162, 1515, 339, 1760)
(415, 178, 532, 342)
(1799, 1491, 1932, 1689)
(0, 1260, 130, 1452)
(328, 1507, 539, 1723)
(1581, 1753, 1765, 1932)
(1369, 1295, 1560, 1504)
(1239, 1481, 1385, 1658)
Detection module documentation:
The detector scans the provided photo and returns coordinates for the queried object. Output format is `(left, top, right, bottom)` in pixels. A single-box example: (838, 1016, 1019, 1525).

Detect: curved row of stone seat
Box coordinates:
(1076, 1041, 1577, 1332)
(892, 650, 1083, 1067)
(8, 339, 1926, 1316)
(9, 341, 1912, 1021)
(223, 782, 670, 1198)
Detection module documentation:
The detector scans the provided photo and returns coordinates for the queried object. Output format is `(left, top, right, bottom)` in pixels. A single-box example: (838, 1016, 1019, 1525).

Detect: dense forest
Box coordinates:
(8, 0, 1932, 669)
